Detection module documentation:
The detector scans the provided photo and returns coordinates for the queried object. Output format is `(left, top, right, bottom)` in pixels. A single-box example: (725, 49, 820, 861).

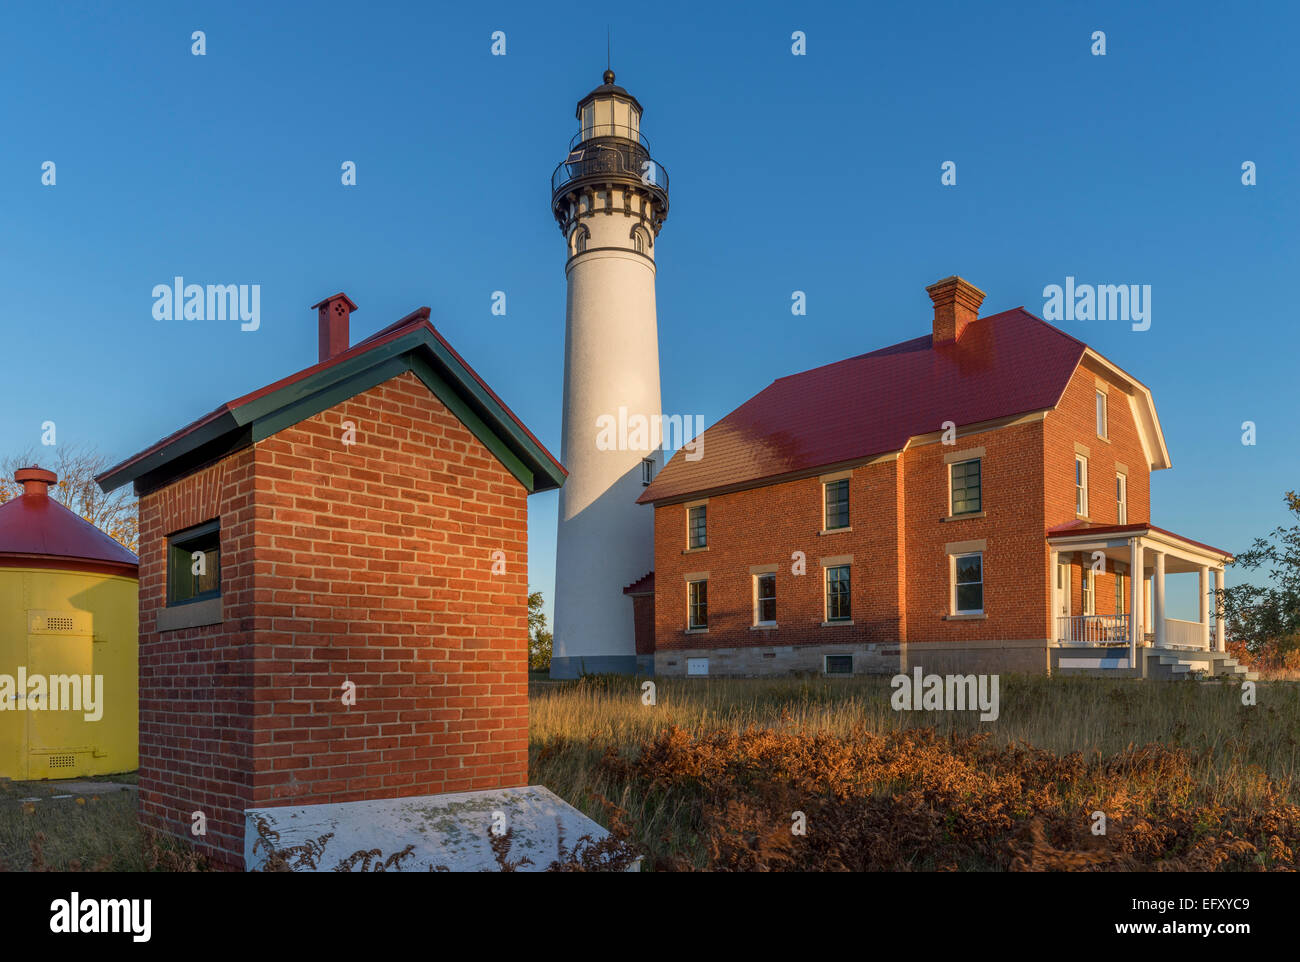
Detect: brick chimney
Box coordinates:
(926, 276, 985, 343)
(311, 293, 358, 363)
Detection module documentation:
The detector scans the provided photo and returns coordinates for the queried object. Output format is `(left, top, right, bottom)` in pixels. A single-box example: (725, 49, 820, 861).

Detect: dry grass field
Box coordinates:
(530, 673, 1300, 870)
(3, 673, 1296, 870)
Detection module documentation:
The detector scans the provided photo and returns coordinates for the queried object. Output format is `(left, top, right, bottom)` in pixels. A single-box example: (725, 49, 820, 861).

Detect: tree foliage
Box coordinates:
(528, 589, 553, 672)
(0, 444, 138, 554)
(1216, 490, 1300, 662)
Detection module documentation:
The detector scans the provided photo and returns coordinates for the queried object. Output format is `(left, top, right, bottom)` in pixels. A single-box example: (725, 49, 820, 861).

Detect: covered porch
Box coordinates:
(1046, 522, 1241, 678)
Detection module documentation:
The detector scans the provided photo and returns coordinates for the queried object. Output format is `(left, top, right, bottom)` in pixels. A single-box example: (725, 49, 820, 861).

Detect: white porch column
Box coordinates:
(1049, 548, 1060, 643)
(1199, 565, 1210, 650)
(1129, 538, 1143, 659)
(1213, 567, 1226, 651)
(1153, 550, 1167, 648)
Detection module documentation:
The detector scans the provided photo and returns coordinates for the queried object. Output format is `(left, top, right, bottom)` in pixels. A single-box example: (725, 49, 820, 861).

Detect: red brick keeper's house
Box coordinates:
(635, 276, 1245, 681)
(97, 294, 565, 867)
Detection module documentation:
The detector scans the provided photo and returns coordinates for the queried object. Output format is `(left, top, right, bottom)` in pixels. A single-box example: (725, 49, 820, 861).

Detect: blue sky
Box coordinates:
(1, 1, 1295, 623)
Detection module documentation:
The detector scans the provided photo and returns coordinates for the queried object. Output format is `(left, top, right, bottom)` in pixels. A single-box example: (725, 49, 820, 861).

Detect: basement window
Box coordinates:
(167, 520, 221, 606)
(824, 655, 853, 675)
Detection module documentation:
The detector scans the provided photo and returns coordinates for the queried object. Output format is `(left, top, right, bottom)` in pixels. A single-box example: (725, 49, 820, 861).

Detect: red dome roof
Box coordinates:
(0, 466, 138, 575)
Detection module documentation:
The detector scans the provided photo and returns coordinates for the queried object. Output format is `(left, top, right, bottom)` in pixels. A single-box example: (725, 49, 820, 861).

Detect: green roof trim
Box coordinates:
(100, 322, 565, 497)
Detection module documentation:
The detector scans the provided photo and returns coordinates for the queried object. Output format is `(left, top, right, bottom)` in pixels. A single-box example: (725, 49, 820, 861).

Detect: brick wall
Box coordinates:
(900, 418, 1048, 643)
(138, 370, 530, 868)
(653, 458, 904, 654)
(137, 453, 256, 865)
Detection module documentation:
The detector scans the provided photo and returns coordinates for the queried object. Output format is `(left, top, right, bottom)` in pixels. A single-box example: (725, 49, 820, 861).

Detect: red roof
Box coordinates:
(0, 470, 138, 574)
(623, 571, 655, 595)
(97, 310, 565, 492)
(640, 308, 1087, 504)
(1046, 519, 1233, 559)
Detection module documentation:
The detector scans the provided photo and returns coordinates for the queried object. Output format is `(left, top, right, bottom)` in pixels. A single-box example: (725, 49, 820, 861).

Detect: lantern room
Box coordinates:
(576, 69, 643, 143)
(0, 466, 138, 780)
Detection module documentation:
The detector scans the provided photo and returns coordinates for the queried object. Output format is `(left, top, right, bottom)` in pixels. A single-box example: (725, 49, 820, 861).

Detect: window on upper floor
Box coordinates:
(687, 504, 707, 549)
(824, 479, 850, 530)
(1075, 456, 1089, 516)
(1116, 472, 1127, 524)
(167, 520, 221, 606)
(950, 458, 982, 515)
(1096, 390, 1108, 439)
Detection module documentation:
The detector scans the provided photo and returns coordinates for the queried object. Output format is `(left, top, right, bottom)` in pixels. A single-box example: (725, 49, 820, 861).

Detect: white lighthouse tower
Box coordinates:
(549, 69, 670, 677)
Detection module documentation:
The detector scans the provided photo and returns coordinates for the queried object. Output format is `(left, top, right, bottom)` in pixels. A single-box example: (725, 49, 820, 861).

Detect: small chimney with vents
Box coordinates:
(311, 293, 358, 363)
(15, 465, 57, 497)
(927, 276, 985, 343)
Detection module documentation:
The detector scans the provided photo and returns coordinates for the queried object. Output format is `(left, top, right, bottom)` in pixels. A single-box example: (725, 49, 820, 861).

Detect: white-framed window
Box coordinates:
(1096, 390, 1108, 439)
(949, 458, 982, 515)
(641, 456, 655, 486)
(687, 504, 707, 548)
(1114, 562, 1126, 615)
(754, 572, 776, 625)
(823, 478, 850, 530)
(824, 654, 853, 675)
(952, 552, 984, 614)
(1116, 472, 1127, 524)
(825, 564, 851, 621)
(687, 579, 708, 630)
(1082, 565, 1095, 616)
(1075, 456, 1089, 516)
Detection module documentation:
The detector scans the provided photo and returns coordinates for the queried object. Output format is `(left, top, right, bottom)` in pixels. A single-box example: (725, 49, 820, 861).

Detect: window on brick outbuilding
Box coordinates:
(167, 519, 220, 606)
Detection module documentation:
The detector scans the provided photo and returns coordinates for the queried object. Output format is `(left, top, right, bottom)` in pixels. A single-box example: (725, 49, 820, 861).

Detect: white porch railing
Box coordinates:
(1164, 617, 1208, 649)
(1057, 614, 1130, 644)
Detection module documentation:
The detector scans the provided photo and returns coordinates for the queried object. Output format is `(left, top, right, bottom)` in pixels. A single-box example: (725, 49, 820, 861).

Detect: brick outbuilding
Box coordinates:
(97, 295, 564, 867)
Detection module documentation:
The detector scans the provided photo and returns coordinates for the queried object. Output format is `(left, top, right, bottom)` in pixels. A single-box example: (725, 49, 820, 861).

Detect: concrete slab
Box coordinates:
(244, 784, 637, 872)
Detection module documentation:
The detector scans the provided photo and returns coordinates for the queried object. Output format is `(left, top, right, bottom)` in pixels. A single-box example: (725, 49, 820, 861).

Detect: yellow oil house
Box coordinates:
(0, 466, 138, 780)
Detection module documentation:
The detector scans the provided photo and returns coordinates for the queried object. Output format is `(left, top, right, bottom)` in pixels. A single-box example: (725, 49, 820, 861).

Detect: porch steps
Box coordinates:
(1054, 647, 1258, 681)
(1146, 649, 1258, 682)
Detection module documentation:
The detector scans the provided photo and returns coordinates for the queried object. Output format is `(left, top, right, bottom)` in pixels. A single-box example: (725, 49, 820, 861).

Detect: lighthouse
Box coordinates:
(549, 70, 670, 677)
